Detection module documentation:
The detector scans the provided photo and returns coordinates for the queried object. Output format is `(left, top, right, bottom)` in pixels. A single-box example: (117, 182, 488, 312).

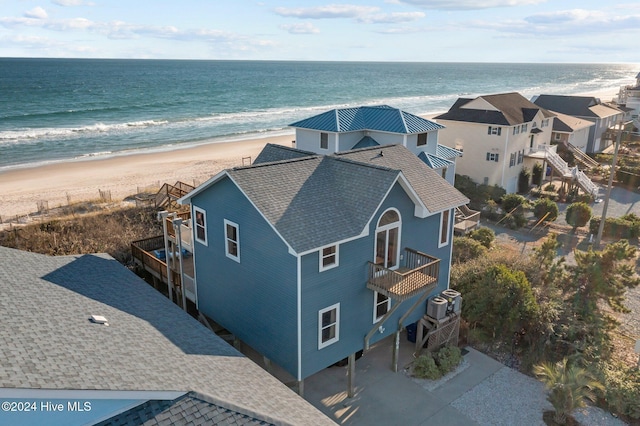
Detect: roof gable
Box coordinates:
(436, 92, 553, 126)
(253, 143, 315, 164)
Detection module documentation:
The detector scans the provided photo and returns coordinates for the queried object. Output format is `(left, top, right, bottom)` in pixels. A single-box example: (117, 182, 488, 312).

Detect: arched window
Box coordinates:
(374, 209, 401, 269)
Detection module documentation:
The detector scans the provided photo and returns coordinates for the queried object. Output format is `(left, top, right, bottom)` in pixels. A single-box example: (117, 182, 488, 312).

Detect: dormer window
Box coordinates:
(417, 133, 427, 146)
(320, 132, 328, 150)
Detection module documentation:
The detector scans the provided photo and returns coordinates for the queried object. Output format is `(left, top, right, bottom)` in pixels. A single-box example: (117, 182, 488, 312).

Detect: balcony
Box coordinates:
(166, 211, 192, 252)
(367, 248, 439, 302)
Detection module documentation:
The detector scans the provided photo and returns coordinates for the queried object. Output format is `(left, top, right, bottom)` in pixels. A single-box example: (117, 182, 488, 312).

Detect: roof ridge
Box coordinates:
(330, 154, 398, 173)
(232, 154, 320, 170)
(335, 143, 402, 155)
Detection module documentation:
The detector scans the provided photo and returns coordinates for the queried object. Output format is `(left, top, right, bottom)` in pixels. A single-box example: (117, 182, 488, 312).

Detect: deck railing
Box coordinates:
(367, 248, 439, 301)
(131, 235, 168, 283)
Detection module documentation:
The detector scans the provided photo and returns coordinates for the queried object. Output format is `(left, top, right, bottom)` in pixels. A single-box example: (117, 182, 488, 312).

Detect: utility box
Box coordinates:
(441, 289, 462, 314)
(427, 296, 448, 320)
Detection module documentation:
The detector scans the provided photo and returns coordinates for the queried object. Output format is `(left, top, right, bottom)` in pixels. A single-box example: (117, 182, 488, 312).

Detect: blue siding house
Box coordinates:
(179, 143, 468, 390)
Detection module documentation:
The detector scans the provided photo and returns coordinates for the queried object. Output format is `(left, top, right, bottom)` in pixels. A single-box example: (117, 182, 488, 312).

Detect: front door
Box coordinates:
(375, 209, 401, 269)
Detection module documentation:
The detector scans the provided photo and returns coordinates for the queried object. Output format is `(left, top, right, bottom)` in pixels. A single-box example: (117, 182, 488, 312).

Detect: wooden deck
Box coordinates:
(367, 248, 439, 301)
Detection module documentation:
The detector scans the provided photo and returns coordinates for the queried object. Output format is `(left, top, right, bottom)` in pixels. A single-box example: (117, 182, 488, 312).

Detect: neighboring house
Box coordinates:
(550, 111, 594, 153)
(177, 143, 468, 391)
(616, 71, 640, 125)
(532, 94, 624, 153)
(0, 246, 333, 426)
(434, 92, 556, 194)
(289, 105, 460, 185)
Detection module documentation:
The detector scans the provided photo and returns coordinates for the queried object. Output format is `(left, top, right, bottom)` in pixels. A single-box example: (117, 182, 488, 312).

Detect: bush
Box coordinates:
(468, 227, 495, 249)
(533, 198, 558, 222)
(602, 363, 640, 420)
(532, 163, 544, 187)
(435, 345, 462, 375)
(501, 193, 527, 214)
(518, 168, 531, 193)
(566, 202, 592, 229)
(452, 237, 486, 263)
(589, 213, 640, 239)
(454, 175, 506, 210)
(412, 353, 441, 380)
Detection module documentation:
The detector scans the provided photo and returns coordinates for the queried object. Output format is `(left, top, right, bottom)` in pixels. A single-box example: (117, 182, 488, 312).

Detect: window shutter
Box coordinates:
(495, 153, 499, 162)
(497, 128, 502, 136)
(488, 127, 491, 135)
(486, 152, 490, 161)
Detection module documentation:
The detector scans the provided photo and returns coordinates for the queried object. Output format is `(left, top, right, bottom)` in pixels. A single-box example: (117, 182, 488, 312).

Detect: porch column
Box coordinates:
(347, 353, 356, 398)
(392, 330, 400, 372)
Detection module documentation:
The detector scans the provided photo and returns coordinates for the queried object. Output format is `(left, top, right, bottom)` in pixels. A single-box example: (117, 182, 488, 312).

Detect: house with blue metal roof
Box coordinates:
(176, 143, 468, 394)
(289, 105, 460, 185)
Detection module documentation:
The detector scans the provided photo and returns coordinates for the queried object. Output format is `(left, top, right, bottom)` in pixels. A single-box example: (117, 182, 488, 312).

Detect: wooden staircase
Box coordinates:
(544, 147, 599, 198)
(566, 143, 599, 169)
(155, 181, 195, 208)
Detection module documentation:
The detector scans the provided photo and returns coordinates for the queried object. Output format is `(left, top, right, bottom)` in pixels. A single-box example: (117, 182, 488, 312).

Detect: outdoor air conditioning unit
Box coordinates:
(427, 296, 448, 320)
(441, 289, 462, 314)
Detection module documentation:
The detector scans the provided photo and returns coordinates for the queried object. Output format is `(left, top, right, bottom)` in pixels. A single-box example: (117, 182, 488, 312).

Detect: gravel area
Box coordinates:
(450, 367, 626, 426)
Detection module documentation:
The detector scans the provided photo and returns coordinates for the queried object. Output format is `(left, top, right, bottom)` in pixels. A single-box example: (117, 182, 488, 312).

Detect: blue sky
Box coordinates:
(1, 0, 638, 62)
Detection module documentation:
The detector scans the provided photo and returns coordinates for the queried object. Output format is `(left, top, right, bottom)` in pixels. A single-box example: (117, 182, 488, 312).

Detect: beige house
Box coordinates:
(550, 111, 594, 153)
(434, 92, 555, 194)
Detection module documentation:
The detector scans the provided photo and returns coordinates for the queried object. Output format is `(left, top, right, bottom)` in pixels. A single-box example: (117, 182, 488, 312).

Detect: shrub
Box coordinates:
(412, 353, 441, 380)
(435, 345, 462, 375)
(452, 237, 486, 263)
(532, 163, 544, 187)
(565, 202, 592, 229)
(533, 198, 558, 222)
(602, 363, 640, 420)
(454, 175, 506, 210)
(589, 213, 640, 239)
(544, 183, 556, 192)
(468, 227, 495, 249)
(518, 168, 531, 193)
(501, 193, 527, 214)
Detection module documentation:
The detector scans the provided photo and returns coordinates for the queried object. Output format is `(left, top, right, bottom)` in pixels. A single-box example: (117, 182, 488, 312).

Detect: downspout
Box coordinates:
(500, 129, 510, 189)
(297, 254, 302, 382)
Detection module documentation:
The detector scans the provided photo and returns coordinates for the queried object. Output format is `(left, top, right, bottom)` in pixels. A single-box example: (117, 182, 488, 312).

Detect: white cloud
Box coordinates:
(274, 4, 379, 19)
(397, 0, 546, 10)
(24, 7, 48, 19)
(357, 11, 425, 24)
(280, 22, 320, 34)
(52, 0, 94, 6)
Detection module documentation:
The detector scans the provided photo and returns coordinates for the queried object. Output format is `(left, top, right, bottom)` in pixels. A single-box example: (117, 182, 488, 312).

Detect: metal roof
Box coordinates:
(351, 136, 380, 149)
(418, 152, 454, 169)
(436, 144, 463, 159)
(290, 105, 444, 134)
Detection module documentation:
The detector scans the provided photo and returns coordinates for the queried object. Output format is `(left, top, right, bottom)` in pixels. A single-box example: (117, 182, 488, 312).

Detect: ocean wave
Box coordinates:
(0, 119, 170, 144)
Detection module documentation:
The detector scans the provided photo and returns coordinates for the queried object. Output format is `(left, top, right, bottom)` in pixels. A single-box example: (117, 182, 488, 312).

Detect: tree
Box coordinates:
(518, 167, 531, 193)
(569, 240, 640, 313)
(468, 227, 495, 249)
(534, 198, 558, 222)
(534, 358, 604, 425)
(501, 193, 527, 214)
(565, 202, 592, 230)
(452, 237, 486, 263)
(532, 163, 544, 187)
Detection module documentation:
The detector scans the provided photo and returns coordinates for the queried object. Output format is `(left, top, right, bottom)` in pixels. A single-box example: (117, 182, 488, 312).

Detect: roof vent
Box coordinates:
(89, 315, 109, 326)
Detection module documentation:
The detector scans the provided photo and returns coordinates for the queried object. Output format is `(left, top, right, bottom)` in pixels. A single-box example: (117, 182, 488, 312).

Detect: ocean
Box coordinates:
(0, 58, 637, 170)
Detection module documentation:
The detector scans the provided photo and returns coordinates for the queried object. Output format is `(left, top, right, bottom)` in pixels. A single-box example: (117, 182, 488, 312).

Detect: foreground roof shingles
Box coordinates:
(0, 246, 334, 426)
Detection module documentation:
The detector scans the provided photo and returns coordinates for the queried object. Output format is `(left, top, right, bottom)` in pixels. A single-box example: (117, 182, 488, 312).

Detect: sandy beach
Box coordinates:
(0, 134, 295, 220)
(0, 89, 618, 221)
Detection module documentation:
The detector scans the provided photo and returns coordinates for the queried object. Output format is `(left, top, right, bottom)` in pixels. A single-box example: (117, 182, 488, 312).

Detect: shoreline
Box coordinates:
(0, 88, 619, 220)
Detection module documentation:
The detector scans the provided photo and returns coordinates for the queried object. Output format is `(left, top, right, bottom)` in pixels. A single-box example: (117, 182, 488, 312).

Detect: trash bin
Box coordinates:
(406, 322, 417, 343)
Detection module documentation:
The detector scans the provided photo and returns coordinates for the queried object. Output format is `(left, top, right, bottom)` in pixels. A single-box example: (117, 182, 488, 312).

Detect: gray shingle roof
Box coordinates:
(335, 145, 469, 213)
(435, 92, 553, 125)
(253, 143, 315, 165)
(533, 94, 620, 119)
(97, 392, 274, 426)
(289, 105, 444, 134)
(228, 155, 400, 253)
(0, 246, 334, 426)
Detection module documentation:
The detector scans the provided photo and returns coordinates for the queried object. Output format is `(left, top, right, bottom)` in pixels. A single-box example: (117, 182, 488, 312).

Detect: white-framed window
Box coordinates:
(521, 123, 528, 132)
(513, 126, 520, 135)
(486, 152, 499, 162)
(554, 133, 562, 141)
(318, 303, 340, 349)
(373, 291, 390, 323)
(194, 206, 207, 246)
(417, 133, 428, 146)
(439, 209, 451, 247)
(541, 119, 549, 128)
(320, 132, 328, 150)
(509, 153, 516, 167)
(488, 126, 501, 136)
(517, 150, 524, 165)
(224, 219, 240, 262)
(319, 244, 339, 272)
